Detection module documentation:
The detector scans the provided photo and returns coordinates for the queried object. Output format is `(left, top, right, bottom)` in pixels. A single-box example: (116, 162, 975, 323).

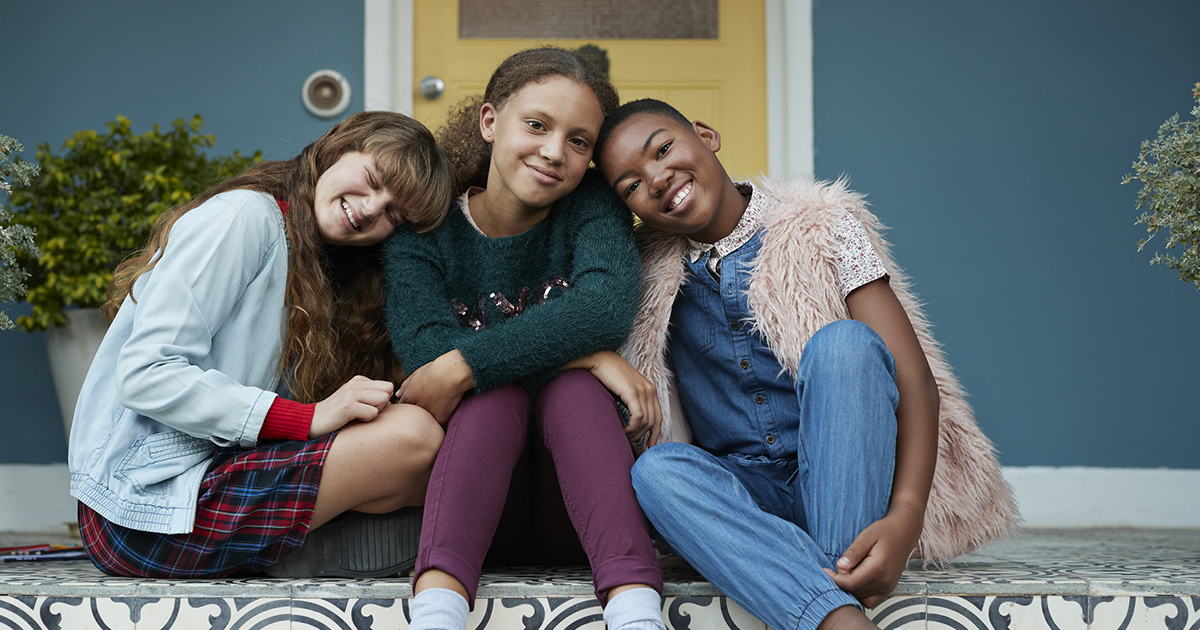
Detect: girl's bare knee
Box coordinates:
(372, 404, 443, 471)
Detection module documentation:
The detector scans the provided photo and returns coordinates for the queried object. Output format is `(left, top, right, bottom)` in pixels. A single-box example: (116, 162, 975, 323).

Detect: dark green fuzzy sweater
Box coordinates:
(382, 170, 641, 392)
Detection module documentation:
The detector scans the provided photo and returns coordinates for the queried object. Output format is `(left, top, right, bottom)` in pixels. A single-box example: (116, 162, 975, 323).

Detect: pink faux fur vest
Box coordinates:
(623, 177, 1019, 564)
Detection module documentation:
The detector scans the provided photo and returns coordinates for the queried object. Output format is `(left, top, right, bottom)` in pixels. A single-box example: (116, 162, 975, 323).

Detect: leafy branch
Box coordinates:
(1124, 83, 1200, 290)
(0, 135, 42, 330)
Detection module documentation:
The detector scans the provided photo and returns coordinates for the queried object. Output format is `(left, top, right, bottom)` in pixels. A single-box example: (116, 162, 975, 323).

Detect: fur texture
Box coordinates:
(623, 177, 1019, 564)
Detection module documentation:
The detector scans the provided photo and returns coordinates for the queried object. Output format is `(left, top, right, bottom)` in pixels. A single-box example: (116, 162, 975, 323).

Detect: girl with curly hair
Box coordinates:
(384, 48, 667, 630)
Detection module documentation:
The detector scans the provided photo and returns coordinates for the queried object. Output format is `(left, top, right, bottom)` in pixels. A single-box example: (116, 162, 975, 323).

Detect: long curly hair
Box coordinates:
(439, 47, 621, 191)
(105, 111, 456, 402)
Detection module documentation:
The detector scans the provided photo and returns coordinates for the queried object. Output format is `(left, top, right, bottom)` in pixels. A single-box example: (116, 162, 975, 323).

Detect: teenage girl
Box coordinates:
(382, 48, 667, 630)
(69, 111, 456, 579)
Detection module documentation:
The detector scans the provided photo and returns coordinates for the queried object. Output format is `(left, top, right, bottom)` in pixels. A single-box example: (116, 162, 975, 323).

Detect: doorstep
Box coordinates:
(1, 528, 1197, 630)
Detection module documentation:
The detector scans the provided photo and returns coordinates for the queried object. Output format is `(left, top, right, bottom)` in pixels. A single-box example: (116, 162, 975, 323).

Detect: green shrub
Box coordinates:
(0, 135, 42, 330)
(1125, 83, 1200, 290)
(5, 115, 260, 331)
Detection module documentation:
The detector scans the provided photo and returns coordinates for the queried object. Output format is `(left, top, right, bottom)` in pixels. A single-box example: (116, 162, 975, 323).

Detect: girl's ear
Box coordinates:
(479, 102, 498, 144)
(692, 120, 722, 153)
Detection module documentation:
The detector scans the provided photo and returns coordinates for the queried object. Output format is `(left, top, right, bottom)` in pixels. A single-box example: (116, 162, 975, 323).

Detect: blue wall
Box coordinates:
(3, 1, 1198, 469)
(813, 0, 1200, 467)
(0, 0, 364, 463)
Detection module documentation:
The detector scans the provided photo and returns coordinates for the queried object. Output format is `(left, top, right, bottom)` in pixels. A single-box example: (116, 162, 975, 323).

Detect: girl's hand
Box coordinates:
(822, 510, 922, 608)
(311, 375, 395, 437)
(397, 349, 476, 425)
(563, 351, 661, 446)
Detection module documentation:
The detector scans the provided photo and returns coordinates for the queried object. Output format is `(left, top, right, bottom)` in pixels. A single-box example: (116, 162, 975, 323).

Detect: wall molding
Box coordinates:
(1002, 466, 1200, 528)
(0, 464, 76, 534)
(3, 464, 1197, 532)
(765, 0, 814, 179)
(363, 0, 414, 114)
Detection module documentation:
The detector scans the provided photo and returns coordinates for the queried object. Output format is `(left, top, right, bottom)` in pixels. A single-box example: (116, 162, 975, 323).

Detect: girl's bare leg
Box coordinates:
(414, 569, 470, 599)
(817, 606, 880, 630)
(311, 402, 443, 527)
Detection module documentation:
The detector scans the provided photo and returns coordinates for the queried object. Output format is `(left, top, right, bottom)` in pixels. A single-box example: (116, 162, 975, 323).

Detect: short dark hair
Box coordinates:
(595, 98, 693, 168)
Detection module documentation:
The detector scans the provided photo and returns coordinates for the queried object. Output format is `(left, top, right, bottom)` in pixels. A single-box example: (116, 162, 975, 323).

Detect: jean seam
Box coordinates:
(416, 406, 456, 581)
(795, 588, 861, 630)
(540, 411, 594, 561)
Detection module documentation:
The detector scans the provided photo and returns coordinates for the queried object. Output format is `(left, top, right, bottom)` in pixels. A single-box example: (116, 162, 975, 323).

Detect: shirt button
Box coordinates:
(726, 286, 733, 295)
(766, 435, 776, 445)
(731, 321, 741, 331)
(755, 394, 764, 404)
(740, 359, 749, 369)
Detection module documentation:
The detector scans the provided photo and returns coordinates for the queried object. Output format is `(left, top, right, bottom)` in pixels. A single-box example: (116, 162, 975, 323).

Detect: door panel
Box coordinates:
(413, 0, 766, 180)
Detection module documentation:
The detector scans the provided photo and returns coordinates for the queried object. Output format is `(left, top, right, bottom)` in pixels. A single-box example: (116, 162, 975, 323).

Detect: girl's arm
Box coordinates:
(829, 277, 940, 607)
(113, 192, 291, 447)
(561, 350, 661, 445)
(386, 174, 641, 418)
(451, 175, 641, 388)
(382, 228, 477, 423)
(120, 193, 396, 443)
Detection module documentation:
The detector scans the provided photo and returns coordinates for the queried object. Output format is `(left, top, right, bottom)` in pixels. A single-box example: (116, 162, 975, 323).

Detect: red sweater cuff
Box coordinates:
(260, 397, 315, 441)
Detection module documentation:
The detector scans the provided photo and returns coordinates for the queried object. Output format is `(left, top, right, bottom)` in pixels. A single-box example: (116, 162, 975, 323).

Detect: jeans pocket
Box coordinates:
(115, 431, 214, 496)
(720, 453, 797, 520)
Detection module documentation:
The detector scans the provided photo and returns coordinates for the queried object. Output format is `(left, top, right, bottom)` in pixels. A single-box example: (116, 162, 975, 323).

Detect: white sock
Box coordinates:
(408, 587, 470, 630)
(603, 587, 666, 630)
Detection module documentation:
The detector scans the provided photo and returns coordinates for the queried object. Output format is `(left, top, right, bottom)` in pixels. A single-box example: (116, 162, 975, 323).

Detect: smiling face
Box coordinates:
(479, 75, 605, 215)
(599, 113, 744, 243)
(313, 151, 400, 246)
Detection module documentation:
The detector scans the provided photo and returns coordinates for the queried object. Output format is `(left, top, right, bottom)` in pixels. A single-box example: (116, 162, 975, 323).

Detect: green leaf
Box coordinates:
(2, 115, 260, 330)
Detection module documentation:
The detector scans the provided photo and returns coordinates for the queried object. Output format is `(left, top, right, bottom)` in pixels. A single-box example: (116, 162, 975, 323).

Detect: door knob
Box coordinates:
(418, 76, 445, 100)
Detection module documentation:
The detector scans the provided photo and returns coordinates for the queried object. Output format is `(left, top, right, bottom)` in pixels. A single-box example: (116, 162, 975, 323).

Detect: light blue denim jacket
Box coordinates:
(69, 190, 289, 534)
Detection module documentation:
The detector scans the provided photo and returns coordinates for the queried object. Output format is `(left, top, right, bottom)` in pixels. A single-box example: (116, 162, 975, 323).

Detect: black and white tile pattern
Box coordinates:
(1, 529, 1197, 629)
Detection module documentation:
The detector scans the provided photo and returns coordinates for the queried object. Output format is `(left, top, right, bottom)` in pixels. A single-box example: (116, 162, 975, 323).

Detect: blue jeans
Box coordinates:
(632, 320, 898, 630)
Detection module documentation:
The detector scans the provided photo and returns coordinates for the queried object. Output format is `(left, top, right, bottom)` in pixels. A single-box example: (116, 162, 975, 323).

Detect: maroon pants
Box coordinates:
(415, 369, 662, 606)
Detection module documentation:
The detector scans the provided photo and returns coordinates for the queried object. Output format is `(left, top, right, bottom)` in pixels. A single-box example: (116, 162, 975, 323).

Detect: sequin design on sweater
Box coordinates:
(450, 277, 572, 331)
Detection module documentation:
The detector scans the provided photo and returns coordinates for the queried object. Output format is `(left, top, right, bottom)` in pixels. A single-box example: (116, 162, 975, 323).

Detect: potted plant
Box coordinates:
(1, 134, 41, 330)
(4, 115, 259, 436)
(1125, 83, 1200, 290)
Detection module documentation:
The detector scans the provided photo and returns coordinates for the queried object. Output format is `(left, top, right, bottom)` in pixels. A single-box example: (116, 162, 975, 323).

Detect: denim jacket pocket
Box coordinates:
(672, 280, 717, 356)
(114, 431, 214, 497)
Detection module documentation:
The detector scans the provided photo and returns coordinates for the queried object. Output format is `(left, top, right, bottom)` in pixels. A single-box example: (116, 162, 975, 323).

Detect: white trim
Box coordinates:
(1003, 466, 1200, 528)
(3, 464, 1197, 532)
(363, 0, 414, 114)
(765, 0, 814, 179)
(0, 464, 76, 534)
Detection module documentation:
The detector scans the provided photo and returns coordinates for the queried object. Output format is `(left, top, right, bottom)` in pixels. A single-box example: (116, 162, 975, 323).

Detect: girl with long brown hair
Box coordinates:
(69, 111, 455, 579)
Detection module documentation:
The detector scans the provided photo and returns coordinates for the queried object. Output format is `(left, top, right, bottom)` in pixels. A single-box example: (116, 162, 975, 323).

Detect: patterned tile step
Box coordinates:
(0, 595, 769, 630)
(1, 529, 1197, 629)
(4, 593, 1199, 630)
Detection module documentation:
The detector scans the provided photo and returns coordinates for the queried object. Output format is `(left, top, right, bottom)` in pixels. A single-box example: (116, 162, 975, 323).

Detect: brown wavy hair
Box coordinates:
(105, 111, 456, 402)
(439, 47, 621, 191)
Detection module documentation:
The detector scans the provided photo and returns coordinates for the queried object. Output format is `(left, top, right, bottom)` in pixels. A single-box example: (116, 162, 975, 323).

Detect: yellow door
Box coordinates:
(413, 0, 767, 181)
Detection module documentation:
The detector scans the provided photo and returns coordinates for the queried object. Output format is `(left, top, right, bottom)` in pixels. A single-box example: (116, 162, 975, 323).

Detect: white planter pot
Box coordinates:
(44, 308, 108, 441)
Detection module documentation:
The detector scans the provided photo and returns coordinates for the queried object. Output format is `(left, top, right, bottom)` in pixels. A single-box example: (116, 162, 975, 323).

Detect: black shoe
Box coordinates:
(266, 507, 423, 578)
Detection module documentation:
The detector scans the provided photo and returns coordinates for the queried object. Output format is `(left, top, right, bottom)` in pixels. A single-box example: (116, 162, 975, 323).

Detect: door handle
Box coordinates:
(418, 76, 445, 100)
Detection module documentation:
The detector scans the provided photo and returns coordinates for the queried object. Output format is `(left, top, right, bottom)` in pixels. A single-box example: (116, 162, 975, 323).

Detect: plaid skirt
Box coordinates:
(79, 434, 335, 578)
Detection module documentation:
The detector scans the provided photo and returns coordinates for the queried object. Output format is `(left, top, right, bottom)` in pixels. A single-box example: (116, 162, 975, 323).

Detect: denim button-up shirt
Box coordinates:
(69, 190, 289, 534)
(669, 231, 801, 459)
